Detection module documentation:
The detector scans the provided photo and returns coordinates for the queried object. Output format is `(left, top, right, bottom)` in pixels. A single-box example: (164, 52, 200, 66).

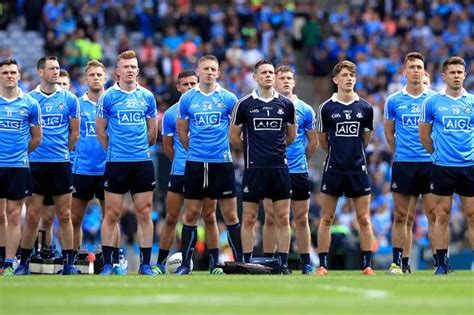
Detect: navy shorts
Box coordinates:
(184, 161, 236, 199)
(103, 161, 156, 195)
(290, 173, 312, 200)
(0, 167, 32, 200)
(73, 174, 104, 200)
(431, 165, 474, 197)
(320, 172, 371, 198)
(391, 161, 432, 196)
(167, 174, 184, 194)
(242, 168, 292, 203)
(30, 162, 73, 196)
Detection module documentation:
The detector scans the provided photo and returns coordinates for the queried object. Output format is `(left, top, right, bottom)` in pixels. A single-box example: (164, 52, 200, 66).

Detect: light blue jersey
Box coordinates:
(420, 89, 474, 167)
(72, 93, 106, 175)
(384, 87, 435, 162)
(287, 96, 316, 173)
(0, 90, 41, 167)
(162, 103, 186, 175)
(29, 86, 79, 162)
(178, 84, 237, 162)
(96, 83, 157, 162)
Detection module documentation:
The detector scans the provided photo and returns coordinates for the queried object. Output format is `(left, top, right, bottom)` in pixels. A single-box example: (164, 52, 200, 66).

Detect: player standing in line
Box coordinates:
(316, 60, 376, 276)
(152, 70, 221, 274)
(419, 56, 474, 275)
(71, 60, 123, 269)
(0, 198, 5, 272)
(37, 68, 72, 257)
(261, 65, 318, 274)
(96, 50, 157, 275)
(175, 55, 243, 274)
(0, 59, 42, 276)
(15, 56, 79, 275)
(230, 60, 297, 274)
(384, 52, 437, 274)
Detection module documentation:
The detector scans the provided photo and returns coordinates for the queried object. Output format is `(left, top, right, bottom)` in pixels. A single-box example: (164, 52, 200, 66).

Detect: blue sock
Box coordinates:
(112, 248, 120, 264)
(157, 249, 169, 265)
(437, 249, 448, 268)
(392, 247, 403, 266)
(140, 247, 152, 265)
(361, 251, 373, 269)
(300, 253, 311, 266)
(278, 252, 288, 266)
(208, 248, 219, 269)
(4, 258, 14, 268)
(264, 252, 274, 258)
(0, 246, 5, 268)
(243, 252, 252, 263)
(181, 225, 197, 268)
(102, 245, 113, 266)
(19, 247, 33, 267)
(402, 257, 409, 268)
(226, 223, 243, 262)
(62, 249, 75, 266)
(318, 252, 328, 269)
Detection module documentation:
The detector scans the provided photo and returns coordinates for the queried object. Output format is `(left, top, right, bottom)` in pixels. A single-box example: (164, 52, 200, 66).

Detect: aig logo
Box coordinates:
(0, 118, 22, 130)
(118, 110, 144, 125)
(335, 121, 359, 137)
(195, 112, 221, 127)
(443, 116, 470, 132)
(85, 121, 97, 136)
(253, 118, 282, 130)
(401, 114, 420, 128)
(42, 114, 63, 128)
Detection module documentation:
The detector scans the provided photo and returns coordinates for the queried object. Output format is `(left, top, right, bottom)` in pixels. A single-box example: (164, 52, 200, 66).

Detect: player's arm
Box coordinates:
(317, 132, 328, 153)
(146, 117, 157, 146)
(230, 124, 243, 151)
(286, 123, 297, 145)
(96, 118, 109, 150)
(305, 129, 318, 159)
(419, 122, 433, 154)
(383, 120, 395, 153)
(177, 119, 189, 150)
(163, 136, 174, 161)
(363, 129, 373, 148)
(28, 125, 42, 153)
(68, 118, 80, 151)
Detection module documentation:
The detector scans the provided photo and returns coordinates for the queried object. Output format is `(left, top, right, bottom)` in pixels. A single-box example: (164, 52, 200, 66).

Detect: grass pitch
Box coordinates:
(1, 271, 473, 315)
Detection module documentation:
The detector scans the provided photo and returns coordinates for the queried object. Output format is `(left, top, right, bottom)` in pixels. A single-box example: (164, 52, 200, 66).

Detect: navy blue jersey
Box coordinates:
(318, 94, 374, 174)
(231, 89, 296, 169)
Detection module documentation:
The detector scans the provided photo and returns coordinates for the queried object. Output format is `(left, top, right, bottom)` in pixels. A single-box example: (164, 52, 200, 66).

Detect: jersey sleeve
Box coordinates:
(317, 102, 329, 132)
(384, 95, 396, 121)
(420, 95, 434, 124)
(364, 103, 374, 131)
(145, 91, 157, 118)
(96, 91, 109, 119)
(287, 99, 296, 125)
(225, 91, 238, 118)
(161, 109, 175, 136)
(29, 98, 41, 126)
(178, 92, 190, 119)
(231, 98, 246, 126)
(304, 105, 316, 131)
(67, 93, 80, 119)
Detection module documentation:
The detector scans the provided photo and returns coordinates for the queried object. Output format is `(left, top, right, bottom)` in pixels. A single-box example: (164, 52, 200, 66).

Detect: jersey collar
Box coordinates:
(439, 88, 468, 100)
(0, 88, 25, 102)
(193, 83, 222, 96)
(251, 88, 279, 103)
(113, 82, 142, 94)
(331, 93, 359, 105)
(34, 84, 62, 97)
(82, 92, 97, 104)
(401, 86, 430, 98)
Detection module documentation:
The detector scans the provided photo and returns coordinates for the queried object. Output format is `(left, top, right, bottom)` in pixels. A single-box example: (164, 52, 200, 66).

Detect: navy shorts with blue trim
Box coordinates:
(167, 174, 184, 194)
(184, 161, 236, 199)
(73, 174, 104, 200)
(0, 167, 32, 200)
(391, 161, 432, 196)
(30, 162, 73, 196)
(431, 165, 474, 197)
(290, 173, 312, 200)
(320, 172, 371, 198)
(242, 168, 292, 203)
(103, 161, 156, 195)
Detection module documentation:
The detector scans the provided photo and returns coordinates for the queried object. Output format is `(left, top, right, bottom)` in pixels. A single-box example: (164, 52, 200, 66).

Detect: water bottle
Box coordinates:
(118, 249, 128, 274)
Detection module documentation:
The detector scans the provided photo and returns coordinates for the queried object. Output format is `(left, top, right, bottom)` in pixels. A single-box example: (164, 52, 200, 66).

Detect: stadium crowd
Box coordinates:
(0, 0, 473, 271)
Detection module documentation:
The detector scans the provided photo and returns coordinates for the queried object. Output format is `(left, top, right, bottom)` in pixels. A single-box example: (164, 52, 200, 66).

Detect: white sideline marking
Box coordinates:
(318, 285, 389, 299)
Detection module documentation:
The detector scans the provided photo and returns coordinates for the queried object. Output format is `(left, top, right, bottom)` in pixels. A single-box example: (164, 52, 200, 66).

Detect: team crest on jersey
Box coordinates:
(18, 109, 28, 116)
(139, 100, 147, 107)
(464, 106, 472, 114)
(57, 103, 65, 111)
(356, 112, 363, 118)
(216, 101, 225, 108)
(277, 108, 284, 115)
(343, 110, 352, 120)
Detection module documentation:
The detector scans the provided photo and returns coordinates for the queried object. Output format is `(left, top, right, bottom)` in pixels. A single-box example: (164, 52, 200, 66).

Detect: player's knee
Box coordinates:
(184, 208, 200, 223)
(242, 213, 257, 227)
(164, 213, 179, 227)
(25, 210, 41, 227)
(276, 214, 290, 227)
(0, 212, 6, 225)
(295, 214, 309, 229)
(202, 212, 217, 227)
(71, 213, 82, 228)
(406, 213, 415, 227)
(393, 210, 407, 224)
(464, 211, 474, 224)
(357, 215, 371, 228)
(6, 208, 20, 226)
(56, 209, 71, 223)
(135, 209, 152, 224)
(320, 213, 335, 227)
(436, 210, 450, 225)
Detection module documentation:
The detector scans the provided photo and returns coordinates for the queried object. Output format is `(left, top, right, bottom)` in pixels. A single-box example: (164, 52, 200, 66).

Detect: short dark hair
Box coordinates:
(0, 58, 19, 69)
(442, 56, 466, 72)
(332, 60, 356, 77)
(178, 70, 197, 81)
(254, 60, 274, 73)
(59, 69, 70, 79)
(37, 56, 59, 70)
(404, 52, 424, 65)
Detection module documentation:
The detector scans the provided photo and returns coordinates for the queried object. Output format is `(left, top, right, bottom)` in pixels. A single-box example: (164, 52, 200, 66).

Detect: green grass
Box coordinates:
(1, 271, 473, 315)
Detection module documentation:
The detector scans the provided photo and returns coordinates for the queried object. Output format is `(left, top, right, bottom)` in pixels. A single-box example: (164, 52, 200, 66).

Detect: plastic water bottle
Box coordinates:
(118, 249, 128, 274)
(87, 252, 96, 274)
